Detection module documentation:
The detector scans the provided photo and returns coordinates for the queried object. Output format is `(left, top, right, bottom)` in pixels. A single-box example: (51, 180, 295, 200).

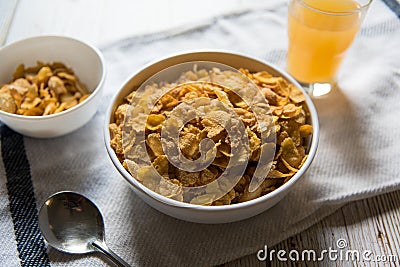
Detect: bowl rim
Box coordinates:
(0, 35, 106, 120)
(104, 49, 319, 211)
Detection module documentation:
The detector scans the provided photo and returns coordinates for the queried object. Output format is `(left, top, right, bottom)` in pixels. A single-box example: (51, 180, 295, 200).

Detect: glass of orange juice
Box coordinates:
(287, 0, 372, 97)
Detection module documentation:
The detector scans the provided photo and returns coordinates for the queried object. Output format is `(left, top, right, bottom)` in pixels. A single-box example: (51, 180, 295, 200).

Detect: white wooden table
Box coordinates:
(3, 0, 400, 266)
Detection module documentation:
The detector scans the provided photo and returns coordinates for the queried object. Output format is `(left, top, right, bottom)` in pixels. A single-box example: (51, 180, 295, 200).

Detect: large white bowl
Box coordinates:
(104, 51, 319, 224)
(0, 36, 105, 138)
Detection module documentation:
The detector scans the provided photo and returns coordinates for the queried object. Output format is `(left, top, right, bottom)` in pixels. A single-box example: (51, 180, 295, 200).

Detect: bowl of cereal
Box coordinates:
(0, 36, 105, 138)
(105, 51, 318, 223)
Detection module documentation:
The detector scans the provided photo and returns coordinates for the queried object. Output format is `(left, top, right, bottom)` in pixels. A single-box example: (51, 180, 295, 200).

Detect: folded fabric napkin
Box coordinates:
(1, 0, 400, 266)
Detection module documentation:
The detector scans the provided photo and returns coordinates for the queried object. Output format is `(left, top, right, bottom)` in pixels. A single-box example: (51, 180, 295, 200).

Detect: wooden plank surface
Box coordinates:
(5, 0, 277, 46)
(225, 190, 400, 266)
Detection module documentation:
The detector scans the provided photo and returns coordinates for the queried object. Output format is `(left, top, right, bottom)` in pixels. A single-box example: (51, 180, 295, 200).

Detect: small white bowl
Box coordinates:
(104, 51, 319, 224)
(0, 36, 105, 138)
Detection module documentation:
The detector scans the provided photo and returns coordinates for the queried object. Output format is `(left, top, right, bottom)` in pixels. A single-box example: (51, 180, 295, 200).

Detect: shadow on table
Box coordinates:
(48, 247, 118, 267)
(311, 84, 377, 178)
(335, 189, 400, 227)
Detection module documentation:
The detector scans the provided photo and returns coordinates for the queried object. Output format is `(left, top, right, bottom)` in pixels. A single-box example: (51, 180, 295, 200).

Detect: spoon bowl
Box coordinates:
(38, 191, 130, 267)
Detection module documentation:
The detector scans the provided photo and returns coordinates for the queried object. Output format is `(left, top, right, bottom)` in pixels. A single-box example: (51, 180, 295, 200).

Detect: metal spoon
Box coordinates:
(38, 191, 131, 267)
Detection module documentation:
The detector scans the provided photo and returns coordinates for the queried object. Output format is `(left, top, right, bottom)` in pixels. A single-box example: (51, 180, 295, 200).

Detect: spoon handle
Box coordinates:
(92, 240, 131, 267)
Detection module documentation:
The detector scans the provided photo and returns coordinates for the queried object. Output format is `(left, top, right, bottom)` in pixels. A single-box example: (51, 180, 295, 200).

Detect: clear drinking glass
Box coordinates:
(287, 0, 372, 97)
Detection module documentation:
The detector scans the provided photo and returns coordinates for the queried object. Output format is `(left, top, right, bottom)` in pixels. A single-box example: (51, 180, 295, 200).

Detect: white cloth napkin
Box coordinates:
(1, 0, 400, 266)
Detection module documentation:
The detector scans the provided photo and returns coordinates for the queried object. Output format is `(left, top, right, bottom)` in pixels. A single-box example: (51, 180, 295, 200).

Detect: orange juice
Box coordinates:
(287, 0, 363, 84)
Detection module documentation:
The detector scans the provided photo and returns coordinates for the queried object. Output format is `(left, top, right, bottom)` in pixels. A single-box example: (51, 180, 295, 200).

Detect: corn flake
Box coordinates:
(0, 62, 90, 116)
(110, 67, 313, 205)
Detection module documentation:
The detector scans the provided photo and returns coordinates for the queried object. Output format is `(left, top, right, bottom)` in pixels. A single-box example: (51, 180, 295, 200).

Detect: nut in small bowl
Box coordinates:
(104, 51, 319, 223)
(0, 36, 106, 138)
